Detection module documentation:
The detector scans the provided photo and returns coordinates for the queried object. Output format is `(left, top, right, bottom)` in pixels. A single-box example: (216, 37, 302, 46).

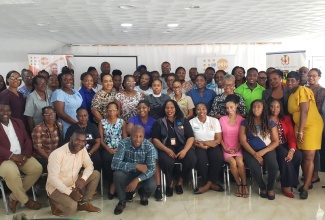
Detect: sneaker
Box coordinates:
(77, 201, 101, 213)
(166, 186, 173, 197)
(114, 202, 126, 215)
(49, 198, 63, 216)
(154, 188, 163, 201)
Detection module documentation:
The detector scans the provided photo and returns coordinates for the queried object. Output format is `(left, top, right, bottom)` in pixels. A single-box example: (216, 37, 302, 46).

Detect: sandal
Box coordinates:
(242, 185, 249, 198)
(235, 185, 242, 197)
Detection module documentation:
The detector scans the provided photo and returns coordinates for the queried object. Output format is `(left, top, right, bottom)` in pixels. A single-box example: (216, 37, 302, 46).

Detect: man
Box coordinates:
(18, 69, 34, 98)
(112, 125, 156, 215)
(50, 63, 58, 75)
(299, 66, 309, 86)
(161, 61, 171, 89)
(0, 101, 42, 213)
(87, 66, 102, 92)
(46, 130, 101, 216)
(204, 67, 216, 90)
(235, 67, 265, 112)
(182, 67, 198, 92)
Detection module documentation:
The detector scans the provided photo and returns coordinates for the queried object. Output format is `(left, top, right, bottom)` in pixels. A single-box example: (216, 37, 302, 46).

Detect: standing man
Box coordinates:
(46, 130, 101, 216)
(183, 67, 198, 92)
(112, 125, 156, 215)
(99, 61, 111, 85)
(299, 66, 309, 86)
(161, 61, 171, 89)
(204, 67, 216, 90)
(18, 69, 34, 98)
(0, 101, 42, 213)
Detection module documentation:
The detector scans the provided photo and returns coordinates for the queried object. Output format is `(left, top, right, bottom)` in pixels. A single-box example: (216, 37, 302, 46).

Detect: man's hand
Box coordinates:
(136, 164, 148, 173)
(11, 154, 27, 166)
(126, 178, 139, 192)
(69, 188, 83, 201)
(75, 178, 86, 190)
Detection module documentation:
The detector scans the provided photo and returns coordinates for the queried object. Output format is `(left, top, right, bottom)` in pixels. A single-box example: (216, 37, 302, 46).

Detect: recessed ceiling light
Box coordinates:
(121, 23, 132, 27)
(0, 0, 37, 5)
(184, 5, 200, 10)
(48, 29, 60, 33)
(118, 5, 137, 9)
(167, 24, 178, 28)
(36, 23, 49, 26)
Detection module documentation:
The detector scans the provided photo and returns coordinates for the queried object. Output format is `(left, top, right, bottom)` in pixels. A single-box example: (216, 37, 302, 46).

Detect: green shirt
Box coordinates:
(235, 83, 265, 112)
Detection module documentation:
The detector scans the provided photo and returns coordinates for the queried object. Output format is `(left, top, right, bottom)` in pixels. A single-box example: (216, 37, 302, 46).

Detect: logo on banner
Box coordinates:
(281, 55, 290, 65)
(202, 58, 228, 71)
(217, 59, 228, 70)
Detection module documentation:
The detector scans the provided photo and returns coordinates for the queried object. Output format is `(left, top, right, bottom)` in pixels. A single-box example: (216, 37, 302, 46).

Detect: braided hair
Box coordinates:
(245, 99, 270, 139)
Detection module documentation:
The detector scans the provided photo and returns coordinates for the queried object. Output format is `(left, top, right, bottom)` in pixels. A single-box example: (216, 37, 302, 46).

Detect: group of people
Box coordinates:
(0, 62, 324, 216)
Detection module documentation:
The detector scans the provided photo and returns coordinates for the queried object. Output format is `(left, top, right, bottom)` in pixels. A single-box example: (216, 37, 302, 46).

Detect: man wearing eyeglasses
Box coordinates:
(18, 69, 34, 98)
(46, 130, 101, 216)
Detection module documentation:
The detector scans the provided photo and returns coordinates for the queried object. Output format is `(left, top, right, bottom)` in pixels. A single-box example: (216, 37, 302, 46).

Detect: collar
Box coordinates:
(1, 119, 12, 127)
(153, 93, 161, 97)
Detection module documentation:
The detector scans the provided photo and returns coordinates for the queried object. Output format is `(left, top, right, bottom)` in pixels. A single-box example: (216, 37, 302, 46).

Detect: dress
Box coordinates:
(101, 118, 123, 149)
(219, 115, 244, 160)
(288, 86, 323, 150)
(50, 89, 83, 137)
(91, 89, 116, 122)
(115, 92, 143, 121)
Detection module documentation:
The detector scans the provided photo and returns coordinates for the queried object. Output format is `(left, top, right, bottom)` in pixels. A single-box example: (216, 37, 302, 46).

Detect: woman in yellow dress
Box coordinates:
(287, 71, 323, 200)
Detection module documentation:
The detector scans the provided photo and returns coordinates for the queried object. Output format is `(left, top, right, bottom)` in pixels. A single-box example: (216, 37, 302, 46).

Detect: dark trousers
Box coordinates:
(158, 147, 197, 186)
(243, 150, 278, 190)
(35, 157, 48, 173)
(101, 149, 114, 185)
(89, 149, 102, 172)
(314, 150, 320, 172)
(113, 170, 156, 203)
(195, 146, 223, 184)
(276, 144, 302, 188)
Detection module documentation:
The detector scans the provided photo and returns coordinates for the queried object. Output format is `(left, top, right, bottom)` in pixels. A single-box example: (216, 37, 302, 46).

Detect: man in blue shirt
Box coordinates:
(111, 125, 156, 215)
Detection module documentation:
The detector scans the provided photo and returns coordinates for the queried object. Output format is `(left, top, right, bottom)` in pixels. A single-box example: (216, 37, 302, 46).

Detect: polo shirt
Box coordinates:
(235, 83, 265, 112)
(187, 88, 216, 113)
(171, 93, 195, 118)
(189, 116, 221, 141)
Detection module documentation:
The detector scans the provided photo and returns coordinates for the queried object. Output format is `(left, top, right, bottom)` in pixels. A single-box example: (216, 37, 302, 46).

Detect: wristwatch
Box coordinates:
(137, 177, 141, 182)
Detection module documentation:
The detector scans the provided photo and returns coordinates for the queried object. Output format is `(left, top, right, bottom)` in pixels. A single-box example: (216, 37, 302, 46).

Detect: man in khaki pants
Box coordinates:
(0, 102, 42, 213)
(46, 130, 101, 216)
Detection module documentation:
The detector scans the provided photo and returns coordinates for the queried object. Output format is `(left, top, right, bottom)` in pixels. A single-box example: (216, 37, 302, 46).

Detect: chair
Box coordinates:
(100, 169, 103, 197)
(0, 175, 37, 215)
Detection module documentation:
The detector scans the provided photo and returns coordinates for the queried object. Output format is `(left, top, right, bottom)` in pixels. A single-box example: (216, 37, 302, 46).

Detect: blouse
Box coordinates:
(91, 89, 116, 122)
(115, 92, 143, 121)
(101, 118, 123, 149)
(209, 93, 246, 117)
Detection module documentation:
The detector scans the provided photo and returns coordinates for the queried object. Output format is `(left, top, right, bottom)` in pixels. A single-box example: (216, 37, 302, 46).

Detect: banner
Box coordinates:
(28, 54, 74, 75)
(197, 55, 235, 73)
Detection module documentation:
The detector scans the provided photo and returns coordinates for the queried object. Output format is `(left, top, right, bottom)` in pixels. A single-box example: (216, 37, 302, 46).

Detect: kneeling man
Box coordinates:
(112, 125, 156, 215)
(46, 130, 101, 216)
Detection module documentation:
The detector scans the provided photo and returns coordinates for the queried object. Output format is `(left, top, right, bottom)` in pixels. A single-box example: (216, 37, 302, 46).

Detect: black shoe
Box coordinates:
(298, 184, 313, 192)
(114, 202, 126, 215)
(175, 185, 183, 195)
(267, 191, 275, 200)
(108, 192, 114, 200)
(312, 178, 320, 184)
(194, 187, 202, 195)
(166, 186, 173, 197)
(126, 192, 134, 202)
(154, 188, 163, 201)
(299, 189, 308, 199)
(140, 196, 148, 206)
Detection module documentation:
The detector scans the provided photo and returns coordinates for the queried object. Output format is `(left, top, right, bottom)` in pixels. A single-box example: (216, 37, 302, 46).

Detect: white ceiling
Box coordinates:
(0, 0, 325, 62)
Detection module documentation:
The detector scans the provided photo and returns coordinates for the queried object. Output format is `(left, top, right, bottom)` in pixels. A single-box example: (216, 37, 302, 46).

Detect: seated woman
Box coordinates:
(64, 107, 101, 172)
(171, 80, 194, 119)
(240, 100, 279, 200)
(79, 72, 96, 123)
(190, 103, 224, 194)
(152, 100, 196, 196)
(98, 102, 127, 199)
(127, 100, 163, 201)
(219, 95, 247, 198)
(31, 106, 63, 173)
(269, 99, 302, 198)
(145, 79, 171, 119)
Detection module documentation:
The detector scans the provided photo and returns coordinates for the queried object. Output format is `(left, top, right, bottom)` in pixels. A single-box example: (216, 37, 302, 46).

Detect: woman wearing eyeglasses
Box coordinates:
(115, 75, 145, 122)
(31, 106, 63, 173)
(99, 102, 127, 199)
(0, 70, 27, 126)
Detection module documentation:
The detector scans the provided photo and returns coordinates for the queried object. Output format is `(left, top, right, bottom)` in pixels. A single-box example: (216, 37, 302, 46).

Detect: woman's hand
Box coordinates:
(195, 141, 206, 149)
(285, 150, 294, 162)
(177, 149, 188, 159)
(254, 152, 263, 165)
(165, 148, 176, 158)
(296, 132, 303, 144)
(108, 148, 117, 154)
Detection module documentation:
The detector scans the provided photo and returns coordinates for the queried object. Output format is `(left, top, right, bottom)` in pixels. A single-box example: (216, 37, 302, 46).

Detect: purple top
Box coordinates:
(128, 115, 156, 139)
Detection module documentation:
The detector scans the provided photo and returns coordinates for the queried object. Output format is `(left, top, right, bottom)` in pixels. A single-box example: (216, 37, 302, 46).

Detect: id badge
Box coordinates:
(86, 134, 93, 140)
(171, 138, 176, 146)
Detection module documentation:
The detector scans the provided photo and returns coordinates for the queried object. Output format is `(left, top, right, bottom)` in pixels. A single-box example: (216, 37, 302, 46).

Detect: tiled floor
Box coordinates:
(1, 173, 325, 220)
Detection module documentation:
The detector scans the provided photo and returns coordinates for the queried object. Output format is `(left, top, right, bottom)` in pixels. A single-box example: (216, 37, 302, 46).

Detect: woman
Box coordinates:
(190, 103, 224, 194)
(171, 80, 194, 119)
(210, 74, 246, 119)
(24, 75, 52, 133)
(91, 74, 116, 123)
(269, 99, 302, 198)
(258, 71, 268, 88)
(99, 102, 127, 199)
(115, 75, 144, 122)
(152, 100, 196, 196)
(219, 95, 247, 197)
(188, 74, 216, 113)
(48, 74, 59, 92)
(307, 68, 325, 184)
(135, 72, 153, 95)
(79, 72, 96, 123)
(112, 69, 124, 92)
(0, 70, 26, 126)
(240, 100, 279, 200)
(214, 70, 227, 95)
(65, 107, 101, 172)
(162, 74, 177, 96)
(262, 69, 290, 114)
(0, 75, 7, 92)
(127, 100, 163, 201)
(287, 71, 323, 199)
(145, 79, 171, 119)
(51, 71, 82, 137)
(31, 106, 62, 173)
(231, 66, 246, 88)
(175, 66, 191, 92)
